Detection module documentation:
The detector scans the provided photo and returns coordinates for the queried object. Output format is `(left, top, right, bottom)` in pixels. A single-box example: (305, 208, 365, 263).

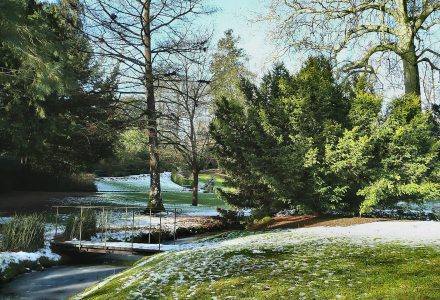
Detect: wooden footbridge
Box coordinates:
(50, 205, 182, 255)
(51, 240, 180, 255)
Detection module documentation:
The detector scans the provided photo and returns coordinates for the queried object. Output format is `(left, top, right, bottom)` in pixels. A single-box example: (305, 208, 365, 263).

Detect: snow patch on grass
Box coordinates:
(0, 249, 60, 272)
(95, 172, 184, 192)
(0, 216, 13, 225)
(0, 220, 62, 281)
(74, 221, 440, 299)
(295, 220, 440, 243)
(217, 221, 440, 249)
(72, 253, 167, 300)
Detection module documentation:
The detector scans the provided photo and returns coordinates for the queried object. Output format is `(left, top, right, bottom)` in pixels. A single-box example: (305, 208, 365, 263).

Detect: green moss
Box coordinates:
(260, 216, 273, 223)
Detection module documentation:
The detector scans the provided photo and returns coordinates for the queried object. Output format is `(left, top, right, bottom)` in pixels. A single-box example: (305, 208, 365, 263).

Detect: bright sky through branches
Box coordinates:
(44, 0, 438, 101)
(201, 0, 284, 77)
(204, 0, 439, 102)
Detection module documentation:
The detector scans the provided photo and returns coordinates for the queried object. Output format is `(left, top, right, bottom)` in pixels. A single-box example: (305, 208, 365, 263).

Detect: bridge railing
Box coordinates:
(52, 205, 182, 253)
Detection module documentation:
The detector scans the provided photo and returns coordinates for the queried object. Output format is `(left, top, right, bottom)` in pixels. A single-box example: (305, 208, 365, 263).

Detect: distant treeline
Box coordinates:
(0, 159, 96, 193)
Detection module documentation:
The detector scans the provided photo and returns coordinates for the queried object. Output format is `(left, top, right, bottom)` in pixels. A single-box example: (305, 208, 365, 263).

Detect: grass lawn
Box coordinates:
(55, 190, 228, 216)
(163, 192, 226, 208)
(198, 173, 226, 188)
(91, 192, 228, 216)
(74, 230, 440, 300)
(98, 192, 226, 207)
(199, 170, 236, 192)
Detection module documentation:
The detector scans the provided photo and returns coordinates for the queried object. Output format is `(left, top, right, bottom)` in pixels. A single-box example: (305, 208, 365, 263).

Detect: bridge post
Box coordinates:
(124, 207, 128, 241)
(149, 208, 152, 244)
(101, 207, 105, 242)
(159, 213, 161, 251)
(79, 207, 83, 249)
(174, 208, 176, 244)
(55, 207, 59, 240)
(104, 208, 108, 250)
(131, 210, 134, 251)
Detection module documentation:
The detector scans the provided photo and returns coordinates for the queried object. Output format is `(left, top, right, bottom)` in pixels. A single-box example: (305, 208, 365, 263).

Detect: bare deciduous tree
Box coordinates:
(79, 0, 211, 209)
(267, 0, 440, 104)
(158, 49, 212, 206)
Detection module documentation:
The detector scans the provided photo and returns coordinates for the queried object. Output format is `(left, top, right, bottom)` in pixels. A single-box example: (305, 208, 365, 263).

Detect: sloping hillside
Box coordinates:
(74, 221, 440, 299)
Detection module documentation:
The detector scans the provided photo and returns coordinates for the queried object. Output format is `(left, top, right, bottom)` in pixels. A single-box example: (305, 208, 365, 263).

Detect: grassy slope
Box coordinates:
(198, 173, 226, 188)
(75, 231, 440, 300)
(163, 192, 227, 209)
(198, 171, 236, 192)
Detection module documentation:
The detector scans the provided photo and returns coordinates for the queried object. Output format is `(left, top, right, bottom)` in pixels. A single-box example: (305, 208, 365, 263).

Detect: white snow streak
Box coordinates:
(95, 172, 184, 192)
(0, 248, 60, 273)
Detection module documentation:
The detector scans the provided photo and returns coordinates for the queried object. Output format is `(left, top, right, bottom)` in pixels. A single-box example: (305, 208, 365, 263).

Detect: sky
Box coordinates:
(201, 0, 286, 76)
(203, 0, 438, 104)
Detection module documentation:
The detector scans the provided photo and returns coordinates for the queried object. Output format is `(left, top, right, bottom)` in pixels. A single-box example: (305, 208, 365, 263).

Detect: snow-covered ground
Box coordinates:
(177, 220, 440, 251)
(92, 217, 440, 245)
(0, 249, 60, 277)
(64, 240, 179, 252)
(0, 222, 64, 281)
(89, 215, 212, 243)
(95, 172, 185, 192)
(0, 216, 13, 225)
(76, 221, 440, 276)
(217, 221, 440, 249)
(74, 220, 440, 300)
(294, 220, 440, 244)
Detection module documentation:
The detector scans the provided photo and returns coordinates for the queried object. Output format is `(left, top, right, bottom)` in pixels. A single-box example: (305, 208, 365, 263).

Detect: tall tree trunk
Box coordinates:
(402, 44, 421, 97)
(191, 169, 199, 206)
(144, 1, 163, 210)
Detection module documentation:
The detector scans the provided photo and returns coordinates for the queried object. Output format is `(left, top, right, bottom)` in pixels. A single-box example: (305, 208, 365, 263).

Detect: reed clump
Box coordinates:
(64, 209, 97, 241)
(1, 214, 45, 252)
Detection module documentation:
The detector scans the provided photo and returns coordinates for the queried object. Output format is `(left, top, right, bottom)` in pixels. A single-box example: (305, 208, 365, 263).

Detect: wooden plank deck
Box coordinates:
(51, 241, 180, 255)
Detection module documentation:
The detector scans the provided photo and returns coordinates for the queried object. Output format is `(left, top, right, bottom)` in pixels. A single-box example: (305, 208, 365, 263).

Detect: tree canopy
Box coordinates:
(267, 0, 440, 104)
(0, 0, 119, 177)
(212, 58, 440, 215)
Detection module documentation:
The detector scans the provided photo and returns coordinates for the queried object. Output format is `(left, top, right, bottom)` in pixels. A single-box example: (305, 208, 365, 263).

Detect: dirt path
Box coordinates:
(251, 215, 389, 230)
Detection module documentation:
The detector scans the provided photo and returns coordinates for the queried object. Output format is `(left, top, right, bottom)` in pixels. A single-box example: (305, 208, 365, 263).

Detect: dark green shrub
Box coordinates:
(64, 209, 97, 241)
(171, 171, 193, 186)
(57, 173, 97, 192)
(217, 208, 246, 228)
(1, 214, 45, 252)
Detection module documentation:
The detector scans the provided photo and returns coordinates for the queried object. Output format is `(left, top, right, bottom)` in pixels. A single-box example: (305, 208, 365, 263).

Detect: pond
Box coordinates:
(0, 254, 140, 300)
(0, 173, 228, 299)
(0, 234, 224, 299)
